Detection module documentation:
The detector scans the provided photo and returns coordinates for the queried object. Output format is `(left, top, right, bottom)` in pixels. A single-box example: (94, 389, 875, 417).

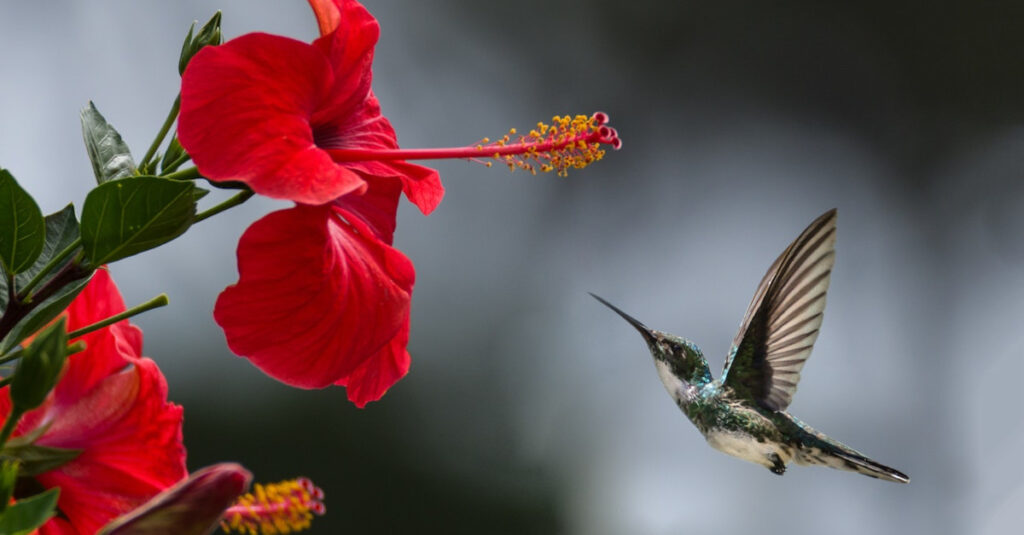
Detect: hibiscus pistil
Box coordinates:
(327, 112, 621, 177)
(221, 477, 325, 534)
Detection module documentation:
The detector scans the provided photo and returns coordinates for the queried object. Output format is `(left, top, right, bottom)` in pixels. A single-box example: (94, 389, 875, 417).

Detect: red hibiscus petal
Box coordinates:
(34, 357, 185, 535)
(179, 33, 367, 205)
(334, 176, 401, 243)
(308, 0, 376, 39)
(335, 321, 411, 408)
(311, 0, 378, 118)
(63, 268, 124, 330)
(214, 204, 415, 390)
(307, 0, 343, 37)
(57, 269, 143, 400)
(314, 92, 445, 215)
(37, 518, 74, 535)
(389, 160, 444, 216)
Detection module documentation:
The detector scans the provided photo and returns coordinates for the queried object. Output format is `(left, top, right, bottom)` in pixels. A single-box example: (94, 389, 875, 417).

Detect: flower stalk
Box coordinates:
(65, 294, 169, 340)
(140, 95, 181, 170)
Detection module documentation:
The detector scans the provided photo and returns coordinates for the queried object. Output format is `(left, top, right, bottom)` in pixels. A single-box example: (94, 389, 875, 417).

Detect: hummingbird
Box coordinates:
(592, 209, 909, 483)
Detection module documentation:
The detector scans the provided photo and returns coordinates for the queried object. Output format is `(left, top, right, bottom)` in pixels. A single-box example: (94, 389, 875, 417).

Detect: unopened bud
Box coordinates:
(99, 463, 252, 535)
(178, 12, 223, 75)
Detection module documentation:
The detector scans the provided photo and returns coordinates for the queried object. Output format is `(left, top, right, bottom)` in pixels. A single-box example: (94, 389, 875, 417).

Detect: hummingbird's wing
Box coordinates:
(721, 209, 837, 412)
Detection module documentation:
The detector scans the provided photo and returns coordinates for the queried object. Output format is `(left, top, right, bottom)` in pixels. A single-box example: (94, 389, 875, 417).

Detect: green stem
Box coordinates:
(66, 294, 169, 340)
(0, 407, 24, 448)
(162, 166, 201, 181)
(0, 340, 83, 368)
(18, 238, 82, 303)
(141, 94, 181, 169)
(194, 190, 255, 224)
(66, 340, 85, 356)
(161, 151, 192, 174)
(0, 377, 11, 389)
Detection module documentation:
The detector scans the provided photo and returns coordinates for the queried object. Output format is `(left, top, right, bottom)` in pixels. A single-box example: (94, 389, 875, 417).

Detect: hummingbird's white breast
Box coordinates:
(705, 430, 795, 469)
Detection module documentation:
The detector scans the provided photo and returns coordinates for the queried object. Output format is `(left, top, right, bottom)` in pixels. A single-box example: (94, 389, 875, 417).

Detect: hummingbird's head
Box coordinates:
(590, 293, 712, 388)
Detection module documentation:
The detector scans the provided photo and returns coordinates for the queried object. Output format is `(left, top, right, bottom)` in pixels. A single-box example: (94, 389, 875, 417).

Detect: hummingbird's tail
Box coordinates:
(788, 417, 910, 483)
(795, 446, 910, 483)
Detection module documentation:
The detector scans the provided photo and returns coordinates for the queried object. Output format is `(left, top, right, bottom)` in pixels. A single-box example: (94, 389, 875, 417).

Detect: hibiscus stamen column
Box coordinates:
(220, 477, 325, 534)
(327, 113, 622, 176)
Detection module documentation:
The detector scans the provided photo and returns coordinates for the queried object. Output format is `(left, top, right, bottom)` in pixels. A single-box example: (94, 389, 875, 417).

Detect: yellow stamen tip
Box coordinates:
(221, 478, 325, 535)
(471, 112, 619, 176)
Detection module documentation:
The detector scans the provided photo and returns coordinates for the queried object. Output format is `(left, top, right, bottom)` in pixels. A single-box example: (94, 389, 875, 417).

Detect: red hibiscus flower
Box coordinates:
(178, 0, 437, 407)
(0, 269, 186, 535)
(179, 0, 619, 406)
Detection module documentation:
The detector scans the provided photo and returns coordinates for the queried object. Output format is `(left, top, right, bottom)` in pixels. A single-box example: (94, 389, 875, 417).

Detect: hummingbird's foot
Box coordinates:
(768, 454, 786, 475)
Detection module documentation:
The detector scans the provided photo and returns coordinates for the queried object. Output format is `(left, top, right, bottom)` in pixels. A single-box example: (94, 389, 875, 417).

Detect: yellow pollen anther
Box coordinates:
(221, 478, 325, 535)
(471, 112, 620, 177)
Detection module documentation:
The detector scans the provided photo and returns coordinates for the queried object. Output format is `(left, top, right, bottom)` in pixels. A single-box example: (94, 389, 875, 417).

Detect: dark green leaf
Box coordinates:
(10, 318, 67, 411)
(0, 488, 59, 535)
(0, 170, 45, 276)
(0, 205, 80, 314)
(17, 205, 80, 296)
(0, 273, 91, 354)
(192, 186, 209, 203)
(0, 443, 81, 477)
(81, 177, 199, 266)
(81, 102, 136, 185)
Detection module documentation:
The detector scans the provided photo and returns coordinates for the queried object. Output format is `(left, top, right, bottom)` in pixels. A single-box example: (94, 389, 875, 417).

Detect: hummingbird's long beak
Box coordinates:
(589, 293, 656, 344)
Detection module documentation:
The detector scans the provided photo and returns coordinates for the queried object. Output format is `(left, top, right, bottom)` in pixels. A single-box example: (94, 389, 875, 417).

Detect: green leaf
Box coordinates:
(20, 205, 79, 281)
(0, 170, 45, 276)
(0, 205, 80, 314)
(16, 205, 80, 300)
(10, 318, 68, 411)
(81, 177, 199, 266)
(81, 101, 136, 185)
(0, 205, 88, 352)
(0, 443, 81, 477)
(0, 488, 59, 535)
(0, 273, 91, 354)
(192, 186, 209, 203)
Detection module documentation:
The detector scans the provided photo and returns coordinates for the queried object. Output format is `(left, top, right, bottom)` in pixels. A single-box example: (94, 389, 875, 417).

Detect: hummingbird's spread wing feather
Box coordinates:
(721, 209, 837, 411)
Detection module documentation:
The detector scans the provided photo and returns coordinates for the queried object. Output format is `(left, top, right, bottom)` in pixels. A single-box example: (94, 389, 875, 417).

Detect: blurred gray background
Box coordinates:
(2, 1, 1023, 533)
